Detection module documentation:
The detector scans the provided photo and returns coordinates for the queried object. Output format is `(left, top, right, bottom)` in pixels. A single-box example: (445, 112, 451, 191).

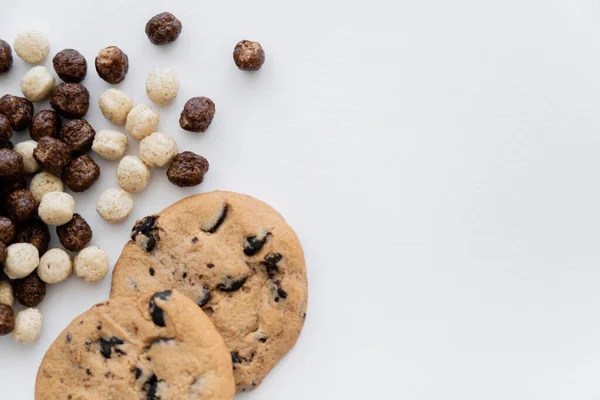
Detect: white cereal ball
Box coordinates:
(139, 132, 178, 167)
(96, 188, 133, 223)
(74, 246, 109, 282)
(14, 30, 50, 64)
(12, 308, 43, 344)
(126, 104, 160, 140)
(98, 89, 134, 125)
(37, 248, 72, 284)
(20, 66, 55, 102)
(38, 192, 75, 226)
(146, 68, 179, 105)
(92, 129, 128, 160)
(30, 172, 64, 203)
(14, 140, 39, 174)
(117, 156, 151, 193)
(3, 243, 39, 279)
(0, 281, 14, 306)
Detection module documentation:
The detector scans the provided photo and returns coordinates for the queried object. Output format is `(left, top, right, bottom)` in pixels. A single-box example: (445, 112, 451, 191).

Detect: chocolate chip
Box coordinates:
(198, 287, 210, 307)
(50, 83, 90, 119)
(33, 136, 71, 175)
(0, 40, 13, 74)
(134, 367, 142, 380)
(59, 119, 95, 155)
(0, 114, 12, 141)
(62, 154, 100, 192)
(56, 213, 92, 251)
(131, 215, 159, 252)
(86, 369, 92, 376)
(217, 276, 247, 292)
(66, 333, 72, 343)
(274, 280, 288, 302)
(144, 375, 160, 400)
(231, 351, 241, 364)
(179, 97, 215, 133)
(13, 271, 46, 307)
(0, 149, 23, 177)
(145, 12, 183, 45)
(244, 233, 271, 256)
(15, 219, 50, 255)
(167, 151, 209, 187)
(233, 40, 266, 71)
(4, 189, 36, 222)
(207, 263, 214, 269)
(191, 236, 198, 244)
(149, 290, 171, 327)
(258, 336, 268, 343)
(95, 46, 128, 84)
(30, 110, 62, 141)
(99, 337, 125, 359)
(148, 337, 174, 349)
(0, 95, 33, 131)
(149, 268, 155, 276)
(262, 252, 282, 276)
(0, 216, 15, 244)
(53, 49, 87, 83)
(0, 304, 14, 335)
(201, 203, 227, 234)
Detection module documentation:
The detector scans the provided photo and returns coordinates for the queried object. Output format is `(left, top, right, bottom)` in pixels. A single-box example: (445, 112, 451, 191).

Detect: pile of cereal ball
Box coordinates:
(0, 11, 265, 344)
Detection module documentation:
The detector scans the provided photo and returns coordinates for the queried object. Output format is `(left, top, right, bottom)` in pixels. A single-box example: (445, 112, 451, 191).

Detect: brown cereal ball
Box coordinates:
(62, 154, 100, 192)
(0, 241, 6, 264)
(30, 110, 62, 141)
(0, 216, 15, 244)
(179, 97, 216, 133)
(167, 151, 209, 187)
(0, 174, 26, 194)
(233, 40, 265, 71)
(95, 46, 129, 84)
(0, 94, 34, 130)
(52, 49, 87, 83)
(0, 304, 14, 335)
(0, 149, 23, 177)
(0, 139, 13, 149)
(4, 189, 36, 222)
(59, 119, 95, 155)
(12, 271, 46, 307)
(15, 219, 50, 255)
(56, 213, 91, 252)
(0, 114, 12, 141)
(33, 136, 70, 175)
(145, 12, 183, 45)
(0, 40, 12, 74)
(50, 82, 90, 119)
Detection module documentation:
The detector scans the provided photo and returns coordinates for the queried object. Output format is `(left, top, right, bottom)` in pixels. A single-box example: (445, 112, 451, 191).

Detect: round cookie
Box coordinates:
(36, 290, 235, 400)
(110, 191, 308, 392)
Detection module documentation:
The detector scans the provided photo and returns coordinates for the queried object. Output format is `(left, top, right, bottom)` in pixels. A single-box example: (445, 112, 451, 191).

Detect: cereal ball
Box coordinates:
(0, 94, 34, 130)
(14, 30, 49, 64)
(0, 216, 16, 244)
(0, 281, 14, 306)
(62, 154, 100, 192)
(139, 132, 177, 167)
(4, 189, 36, 222)
(52, 49, 87, 83)
(20, 66, 55, 102)
(0, 114, 12, 141)
(59, 119, 95, 155)
(12, 308, 42, 344)
(0, 149, 23, 177)
(74, 246, 109, 282)
(50, 82, 90, 118)
(13, 271, 45, 306)
(0, 304, 14, 335)
(30, 172, 64, 203)
(3, 243, 39, 279)
(146, 68, 179, 105)
(91, 129, 127, 160)
(0, 241, 6, 264)
(15, 219, 50, 255)
(30, 110, 62, 141)
(96, 188, 133, 223)
(117, 156, 151, 193)
(145, 12, 183, 45)
(33, 136, 70, 175)
(37, 248, 72, 284)
(179, 96, 216, 132)
(167, 151, 209, 187)
(0, 39, 13, 74)
(0, 139, 13, 149)
(233, 40, 265, 71)
(38, 192, 74, 226)
(95, 46, 128, 84)
(126, 104, 160, 140)
(14, 140, 39, 174)
(98, 89, 133, 125)
(0, 174, 25, 194)
(56, 213, 91, 252)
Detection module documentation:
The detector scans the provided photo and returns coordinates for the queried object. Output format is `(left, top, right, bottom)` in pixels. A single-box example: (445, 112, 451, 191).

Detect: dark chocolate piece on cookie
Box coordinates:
(132, 215, 160, 252)
(99, 337, 125, 359)
(244, 233, 271, 256)
(201, 203, 227, 234)
(149, 290, 171, 327)
(217, 276, 247, 292)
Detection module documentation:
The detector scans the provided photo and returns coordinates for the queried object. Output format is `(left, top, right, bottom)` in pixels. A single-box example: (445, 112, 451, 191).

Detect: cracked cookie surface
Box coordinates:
(110, 191, 308, 392)
(35, 290, 235, 400)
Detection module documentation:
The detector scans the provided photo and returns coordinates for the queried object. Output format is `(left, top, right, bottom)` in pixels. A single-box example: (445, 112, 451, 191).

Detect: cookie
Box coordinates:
(110, 191, 308, 392)
(35, 290, 235, 399)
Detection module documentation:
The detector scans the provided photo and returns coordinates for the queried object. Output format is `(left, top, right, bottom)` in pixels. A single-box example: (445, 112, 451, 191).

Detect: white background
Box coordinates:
(1, 0, 600, 398)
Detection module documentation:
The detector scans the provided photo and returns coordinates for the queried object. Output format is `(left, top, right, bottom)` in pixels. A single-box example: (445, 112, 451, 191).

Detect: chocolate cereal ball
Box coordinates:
(59, 119, 95, 155)
(179, 97, 216, 132)
(30, 110, 62, 141)
(0, 114, 12, 141)
(0, 241, 6, 264)
(145, 12, 183, 45)
(0, 216, 16, 244)
(62, 154, 100, 192)
(167, 151, 209, 187)
(0, 149, 23, 177)
(56, 213, 91, 252)
(0, 174, 26, 194)
(4, 189, 36, 222)
(95, 46, 128, 84)
(0, 94, 34, 130)
(0, 40, 12, 74)
(233, 40, 265, 71)
(0, 304, 14, 335)
(15, 219, 50, 255)
(53, 49, 87, 83)
(33, 136, 70, 175)
(50, 82, 90, 118)
(13, 271, 46, 307)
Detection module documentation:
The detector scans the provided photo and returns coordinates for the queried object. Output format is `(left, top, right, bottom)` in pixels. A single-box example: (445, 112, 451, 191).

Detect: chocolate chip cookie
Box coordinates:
(110, 191, 308, 392)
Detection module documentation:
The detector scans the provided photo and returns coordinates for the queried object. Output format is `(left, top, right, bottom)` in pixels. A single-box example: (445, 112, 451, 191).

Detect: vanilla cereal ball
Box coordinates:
(38, 192, 74, 226)
(98, 89, 134, 125)
(14, 30, 50, 64)
(146, 68, 179, 105)
(14, 140, 39, 174)
(37, 248, 72, 284)
(20, 66, 55, 102)
(12, 308, 42, 344)
(0, 281, 14, 306)
(92, 129, 128, 160)
(139, 132, 178, 167)
(30, 172, 64, 203)
(117, 156, 151, 193)
(74, 246, 109, 282)
(126, 104, 160, 140)
(4, 243, 39, 279)
(96, 188, 133, 223)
